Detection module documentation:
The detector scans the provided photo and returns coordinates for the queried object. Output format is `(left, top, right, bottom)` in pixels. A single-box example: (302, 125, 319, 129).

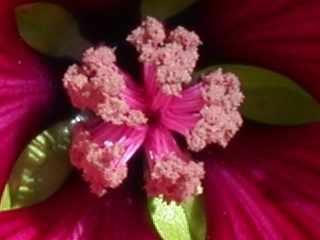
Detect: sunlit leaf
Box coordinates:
(0, 185, 11, 211)
(0, 116, 84, 210)
(148, 196, 206, 240)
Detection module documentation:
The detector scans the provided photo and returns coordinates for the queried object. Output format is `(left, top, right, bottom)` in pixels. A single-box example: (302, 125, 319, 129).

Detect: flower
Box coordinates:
(0, 1, 319, 240)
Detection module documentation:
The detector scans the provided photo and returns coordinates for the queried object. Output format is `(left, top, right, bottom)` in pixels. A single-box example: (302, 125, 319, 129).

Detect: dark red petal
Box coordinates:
(200, 1, 320, 100)
(0, 176, 159, 240)
(203, 123, 320, 239)
(0, 1, 55, 193)
(200, 3, 320, 238)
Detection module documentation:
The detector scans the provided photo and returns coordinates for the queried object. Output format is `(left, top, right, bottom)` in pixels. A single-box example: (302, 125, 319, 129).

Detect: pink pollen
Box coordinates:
(63, 17, 245, 202)
(63, 46, 147, 126)
(146, 152, 204, 203)
(126, 16, 166, 51)
(128, 17, 201, 96)
(144, 126, 204, 202)
(169, 26, 202, 49)
(155, 43, 199, 96)
(186, 68, 244, 151)
(70, 127, 127, 196)
(82, 45, 117, 67)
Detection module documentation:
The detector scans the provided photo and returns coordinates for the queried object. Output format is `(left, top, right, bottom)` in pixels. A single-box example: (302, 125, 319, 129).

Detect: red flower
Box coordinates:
(0, 0, 319, 239)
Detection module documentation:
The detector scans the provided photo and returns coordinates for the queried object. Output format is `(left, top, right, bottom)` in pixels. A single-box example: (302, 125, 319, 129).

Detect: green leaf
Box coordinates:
(148, 197, 207, 240)
(16, 3, 90, 59)
(181, 197, 207, 240)
(199, 65, 320, 125)
(148, 198, 192, 240)
(141, 0, 197, 20)
(0, 185, 12, 211)
(1, 118, 80, 210)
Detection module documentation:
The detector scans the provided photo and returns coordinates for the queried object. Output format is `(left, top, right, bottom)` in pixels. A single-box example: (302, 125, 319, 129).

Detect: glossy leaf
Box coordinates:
(0, 117, 82, 210)
(148, 198, 192, 240)
(0, 185, 11, 211)
(198, 65, 320, 125)
(141, 0, 197, 20)
(148, 197, 206, 240)
(16, 3, 90, 59)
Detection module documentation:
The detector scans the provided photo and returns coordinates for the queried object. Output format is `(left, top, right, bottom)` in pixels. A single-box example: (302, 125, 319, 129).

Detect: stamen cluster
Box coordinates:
(186, 69, 244, 151)
(127, 16, 202, 96)
(63, 17, 244, 202)
(63, 46, 147, 126)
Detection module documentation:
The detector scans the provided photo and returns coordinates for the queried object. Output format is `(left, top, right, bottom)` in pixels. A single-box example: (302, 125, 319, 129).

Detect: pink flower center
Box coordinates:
(63, 17, 244, 202)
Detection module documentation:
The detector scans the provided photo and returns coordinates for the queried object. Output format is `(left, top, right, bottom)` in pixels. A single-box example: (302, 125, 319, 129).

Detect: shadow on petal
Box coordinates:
(0, 172, 159, 240)
(199, 1, 320, 101)
(203, 123, 320, 239)
(0, 0, 56, 194)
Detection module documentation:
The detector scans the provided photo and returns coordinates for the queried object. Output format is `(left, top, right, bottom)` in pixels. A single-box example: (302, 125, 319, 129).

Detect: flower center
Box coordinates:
(62, 17, 244, 202)
(146, 110, 161, 125)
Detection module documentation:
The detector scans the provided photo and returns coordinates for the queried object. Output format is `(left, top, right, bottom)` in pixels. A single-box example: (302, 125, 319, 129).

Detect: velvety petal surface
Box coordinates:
(0, 175, 158, 240)
(200, 1, 320, 101)
(0, 1, 55, 194)
(199, 2, 320, 239)
(203, 123, 320, 240)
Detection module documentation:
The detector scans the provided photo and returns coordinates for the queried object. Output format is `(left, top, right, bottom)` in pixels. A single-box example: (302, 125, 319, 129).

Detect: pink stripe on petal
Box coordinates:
(200, 1, 320, 101)
(203, 123, 320, 239)
(0, 176, 159, 240)
(0, 0, 55, 194)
